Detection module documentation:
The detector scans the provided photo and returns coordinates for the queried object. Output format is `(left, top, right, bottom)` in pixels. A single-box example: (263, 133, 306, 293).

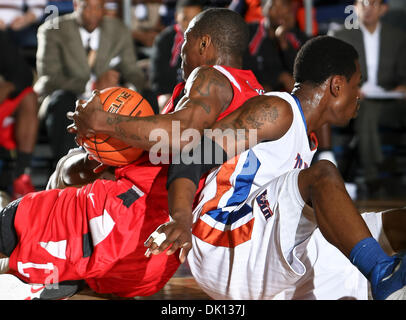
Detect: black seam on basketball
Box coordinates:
(128, 97, 144, 116)
(84, 145, 132, 153)
(102, 87, 121, 105)
(88, 88, 141, 165)
(95, 136, 101, 161)
(87, 135, 111, 145)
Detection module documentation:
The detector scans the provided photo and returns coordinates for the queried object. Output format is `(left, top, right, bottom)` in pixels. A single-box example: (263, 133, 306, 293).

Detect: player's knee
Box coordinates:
(310, 160, 341, 186)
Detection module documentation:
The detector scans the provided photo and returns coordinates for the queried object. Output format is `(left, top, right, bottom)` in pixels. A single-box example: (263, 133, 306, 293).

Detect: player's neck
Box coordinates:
(292, 84, 328, 135)
(214, 55, 242, 69)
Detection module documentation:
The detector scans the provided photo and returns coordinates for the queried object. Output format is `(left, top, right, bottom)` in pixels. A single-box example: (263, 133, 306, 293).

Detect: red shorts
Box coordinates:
(8, 174, 180, 297)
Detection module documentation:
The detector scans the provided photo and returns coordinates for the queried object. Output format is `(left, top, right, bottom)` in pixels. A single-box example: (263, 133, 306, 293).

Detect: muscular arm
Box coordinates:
(171, 94, 293, 207)
(68, 66, 233, 152)
(145, 94, 294, 259)
(210, 94, 294, 156)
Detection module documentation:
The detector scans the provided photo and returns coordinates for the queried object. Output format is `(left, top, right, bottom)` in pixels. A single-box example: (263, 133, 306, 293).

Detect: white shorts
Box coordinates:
(189, 169, 377, 300)
(256, 169, 368, 300)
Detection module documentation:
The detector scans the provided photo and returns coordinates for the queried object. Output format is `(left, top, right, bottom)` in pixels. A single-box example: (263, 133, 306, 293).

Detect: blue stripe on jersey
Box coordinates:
(291, 94, 307, 133)
(204, 203, 253, 226)
(205, 150, 261, 225)
(226, 150, 261, 207)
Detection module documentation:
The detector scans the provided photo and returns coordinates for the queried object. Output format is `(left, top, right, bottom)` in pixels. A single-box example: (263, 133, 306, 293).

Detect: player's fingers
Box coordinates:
(165, 239, 182, 255)
(178, 242, 192, 264)
(74, 135, 82, 147)
(66, 123, 77, 134)
(144, 240, 159, 258)
(66, 111, 75, 120)
(144, 226, 165, 247)
(154, 237, 180, 255)
(144, 228, 167, 257)
(147, 227, 184, 257)
(149, 227, 178, 254)
(75, 99, 86, 109)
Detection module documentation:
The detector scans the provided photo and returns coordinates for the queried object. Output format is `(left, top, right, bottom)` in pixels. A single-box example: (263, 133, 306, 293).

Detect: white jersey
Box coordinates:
(188, 92, 320, 299)
(190, 91, 317, 248)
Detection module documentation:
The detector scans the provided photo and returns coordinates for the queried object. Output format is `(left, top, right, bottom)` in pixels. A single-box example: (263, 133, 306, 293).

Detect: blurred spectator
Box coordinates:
(104, 0, 120, 17)
(0, 0, 45, 32)
(266, 0, 309, 75)
(0, 31, 38, 199)
(207, 0, 231, 7)
(0, 0, 46, 49)
(331, 0, 406, 194)
(131, 0, 165, 60)
(159, 0, 177, 26)
(150, 0, 204, 112)
(294, 0, 318, 36)
(244, 0, 309, 92)
(245, 0, 338, 185)
(228, 0, 263, 23)
(34, 0, 146, 163)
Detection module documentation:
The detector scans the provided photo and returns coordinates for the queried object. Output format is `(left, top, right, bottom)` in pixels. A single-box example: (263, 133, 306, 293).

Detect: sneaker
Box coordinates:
(12, 174, 35, 199)
(0, 274, 84, 300)
(0, 274, 46, 300)
(371, 252, 406, 300)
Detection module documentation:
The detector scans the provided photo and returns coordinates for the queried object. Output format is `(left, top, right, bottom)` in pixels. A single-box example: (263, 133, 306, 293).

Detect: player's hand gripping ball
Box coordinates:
(81, 87, 154, 166)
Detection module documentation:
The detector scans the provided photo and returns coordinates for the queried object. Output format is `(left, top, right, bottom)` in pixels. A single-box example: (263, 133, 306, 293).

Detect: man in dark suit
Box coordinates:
(331, 0, 406, 193)
(34, 0, 146, 163)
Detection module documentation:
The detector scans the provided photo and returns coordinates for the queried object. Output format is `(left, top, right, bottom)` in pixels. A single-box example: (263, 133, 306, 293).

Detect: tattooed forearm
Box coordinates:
(106, 115, 125, 126)
(106, 114, 159, 127)
(115, 125, 128, 139)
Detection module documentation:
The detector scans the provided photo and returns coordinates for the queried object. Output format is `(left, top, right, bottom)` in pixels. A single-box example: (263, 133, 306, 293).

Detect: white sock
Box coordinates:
(361, 211, 394, 256)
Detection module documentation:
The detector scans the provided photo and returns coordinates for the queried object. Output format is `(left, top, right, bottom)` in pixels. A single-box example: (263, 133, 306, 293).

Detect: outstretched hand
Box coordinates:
(66, 90, 105, 146)
(144, 220, 192, 264)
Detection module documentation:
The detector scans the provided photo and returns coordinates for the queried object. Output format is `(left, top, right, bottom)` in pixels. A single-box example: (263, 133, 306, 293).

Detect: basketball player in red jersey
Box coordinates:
(0, 8, 264, 300)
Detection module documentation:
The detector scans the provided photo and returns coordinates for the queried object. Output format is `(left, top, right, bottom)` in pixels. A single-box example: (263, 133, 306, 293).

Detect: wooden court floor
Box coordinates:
(70, 197, 406, 300)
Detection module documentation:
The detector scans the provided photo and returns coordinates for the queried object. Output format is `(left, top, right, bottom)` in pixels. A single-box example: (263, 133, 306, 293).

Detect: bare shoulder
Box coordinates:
(244, 94, 293, 121)
(234, 94, 294, 142)
(183, 65, 234, 115)
(185, 65, 233, 97)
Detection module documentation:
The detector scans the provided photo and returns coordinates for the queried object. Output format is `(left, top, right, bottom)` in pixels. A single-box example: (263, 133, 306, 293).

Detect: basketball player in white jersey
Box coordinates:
(145, 36, 406, 300)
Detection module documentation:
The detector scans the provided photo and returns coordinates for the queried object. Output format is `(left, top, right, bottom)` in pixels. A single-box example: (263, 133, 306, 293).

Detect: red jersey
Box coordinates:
(10, 66, 263, 298)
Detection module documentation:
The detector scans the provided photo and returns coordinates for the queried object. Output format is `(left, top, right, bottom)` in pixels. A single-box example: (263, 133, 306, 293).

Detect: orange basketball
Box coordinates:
(81, 87, 154, 166)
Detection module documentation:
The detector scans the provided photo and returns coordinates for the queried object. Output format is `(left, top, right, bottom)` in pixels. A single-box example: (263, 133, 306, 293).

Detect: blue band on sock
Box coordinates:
(349, 237, 392, 279)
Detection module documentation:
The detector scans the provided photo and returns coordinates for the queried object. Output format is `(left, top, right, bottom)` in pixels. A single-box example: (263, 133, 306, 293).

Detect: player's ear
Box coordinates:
(199, 35, 211, 54)
(330, 75, 344, 98)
